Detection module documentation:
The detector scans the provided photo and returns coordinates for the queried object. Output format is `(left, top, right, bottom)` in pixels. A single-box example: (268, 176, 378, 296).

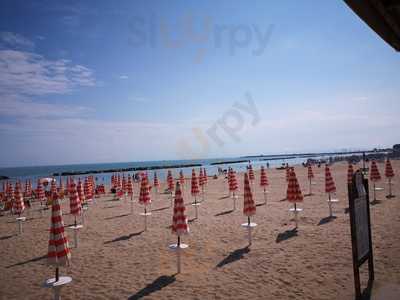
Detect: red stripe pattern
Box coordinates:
(191, 169, 200, 196)
(325, 165, 336, 193)
(287, 168, 304, 203)
(248, 165, 255, 181)
(228, 168, 239, 192)
(243, 173, 256, 216)
(139, 175, 151, 206)
(167, 170, 174, 192)
(260, 166, 269, 187)
(13, 183, 25, 215)
(47, 197, 71, 267)
(69, 180, 82, 216)
(307, 164, 314, 180)
(153, 172, 159, 187)
(370, 160, 381, 182)
(385, 159, 395, 178)
(171, 182, 189, 235)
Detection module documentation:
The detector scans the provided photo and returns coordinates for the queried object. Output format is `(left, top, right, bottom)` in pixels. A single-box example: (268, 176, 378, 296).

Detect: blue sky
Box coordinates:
(0, 0, 399, 167)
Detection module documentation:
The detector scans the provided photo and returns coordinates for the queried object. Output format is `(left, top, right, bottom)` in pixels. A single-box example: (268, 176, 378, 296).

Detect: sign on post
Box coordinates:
(348, 170, 374, 299)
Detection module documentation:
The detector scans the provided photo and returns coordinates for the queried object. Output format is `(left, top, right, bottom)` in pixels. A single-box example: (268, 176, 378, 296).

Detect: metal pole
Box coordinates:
(328, 193, 332, 217)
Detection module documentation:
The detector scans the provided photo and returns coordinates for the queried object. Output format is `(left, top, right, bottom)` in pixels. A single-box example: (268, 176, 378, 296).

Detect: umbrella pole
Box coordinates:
(233, 192, 236, 211)
(263, 188, 267, 205)
(195, 196, 198, 219)
(309, 178, 312, 195)
(144, 207, 147, 231)
(130, 196, 134, 214)
(389, 178, 392, 197)
(328, 193, 332, 217)
(294, 203, 298, 228)
(202, 186, 205, 202)
(177, 236, 181, 273)
(373, 182, 376, 202)
(247, 216, 252, 245)
(55, 267, 59, 282)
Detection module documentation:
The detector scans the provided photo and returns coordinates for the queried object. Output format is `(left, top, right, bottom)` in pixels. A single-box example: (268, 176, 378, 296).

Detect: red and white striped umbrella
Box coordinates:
(36, 181, 46, 203)
(370, 160, 381, 182)
(203, 168, 208, 186)
(260, 166, 269, 188)
(167, 170, 174, 193)
(153, 172, 160, 188)
(50, 179, 58, 202)
(84, 178, 93, 202)
(307, 164, 314, 180)
(77, 179, 86, 204)
(385, 159, 395, 178)
(179, 170, 185, 186)
(24, 180, 33, 199)
(122, 175, 127, 194)
(13, 182, 25, 215)
(127, 174, 134, 198)
(139, 175, 151, 206)
(190, 169, 199, 197)
(287, 169, 304, 203)
(243, 173, 256, 216)
(229, 169, 239, 193)
(347, 163, 354, 185)
(248, 165, 255, 182)
(69, 180, 82, 217)
(325, 165, 336, 194)
(172, 182, 189, 235)
(199, 168, 205, 187)
(47, 196, 71, 267)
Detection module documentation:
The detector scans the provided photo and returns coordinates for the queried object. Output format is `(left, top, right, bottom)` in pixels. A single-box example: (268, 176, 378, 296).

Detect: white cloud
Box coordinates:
(119, 75, 128, 79)
(0, 31, 35, 49)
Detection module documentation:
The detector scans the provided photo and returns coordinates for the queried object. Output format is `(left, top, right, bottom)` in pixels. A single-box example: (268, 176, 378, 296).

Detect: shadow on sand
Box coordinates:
(6, 254, 47, 268)
(216, 246, 250, 268)
(370, 199, 382, 206)
(0, 234, 14, 241)
(128, 275, 176, 300)
(151, 206, 170, 212)
(215, 210, 234, 217)
(104, 231, 143, 244)
(104, 213, 130, 220)
(276, 228, 298, 243)
(256, 203, 266, 207)
(219, 195, 231, 200)
(318, 216, 337, 226)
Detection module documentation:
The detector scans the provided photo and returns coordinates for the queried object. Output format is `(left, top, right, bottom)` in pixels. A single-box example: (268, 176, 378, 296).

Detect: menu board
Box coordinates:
(354, 172, 370, 260)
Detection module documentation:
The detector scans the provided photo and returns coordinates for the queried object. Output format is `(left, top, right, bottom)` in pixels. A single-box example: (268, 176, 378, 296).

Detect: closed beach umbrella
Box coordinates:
(167, 170, 174, 193)
(13, 183, 25, 216)
(153, 172, 160, 190)
(170, 181, 189, 273)
(84, 178, 93, 203)
(203, 168, 208, 186)
(191, 169, 200, 219)
(242, 173, 257, 245)
(229, 169, 239, 195)
(199, 168, 205, 199)
(385, 159, 395, 198)
(248, 165, 255, 182)
(127, 175, 134, 200)
(47, 195, 71, 282)
(287, 168, 303, 227)
(260, 166, 269, 204)
(36, 180, 46, 203)
(139, 175, 151, 231)
(307, 164, 314, 195)
(50, 179, 58, 205)
(179, 170, 185, 187)
(370, 160, 382, 202)
(69, 180, 82, 226)
(77, 179, 86, 205)
(325, 165, 337, 217)
(58, 178, 65, 199)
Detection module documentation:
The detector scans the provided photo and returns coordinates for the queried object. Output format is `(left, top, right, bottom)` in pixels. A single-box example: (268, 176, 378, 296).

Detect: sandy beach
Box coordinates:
(1, 160, 400, 300)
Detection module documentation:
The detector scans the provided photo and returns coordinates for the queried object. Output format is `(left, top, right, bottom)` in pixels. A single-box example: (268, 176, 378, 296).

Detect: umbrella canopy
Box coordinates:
(47, 196, 71, 267)
(178, 170, 185, 186)
(167, 170, 174, 192)
(307, 164, 314, 180)
(172, 182, 189, 235)
(229, 168, 239, 192)
(77, 179, 85, 204)
(24, 180, 32, 198)
(58, 178, 65, 198)
(199, 168, 205, 187)
(325, 165, 336, 193)
(248, 165, 255, 181)
(36, 181, 46, 202)
(122, 175, 127, 193)
(191, 169, 200, 196)
(139, 175, 151, 206)
(260, 166, 269, 188)
(347, 164, 354, 185)
(385, 159, 395, 178)
(69, 180, 82, 216)
(203, 168, 208, 185)
(84, 178, 93, 201)
(287, 169, 304, 203)
(127, 175, 134, 196)
(370, 160, 381, 182)
(13, 182, 25, 215)
(50, 179, 58, 201)
(153, 172, 160, 188)
(243, 173, 256, 216)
